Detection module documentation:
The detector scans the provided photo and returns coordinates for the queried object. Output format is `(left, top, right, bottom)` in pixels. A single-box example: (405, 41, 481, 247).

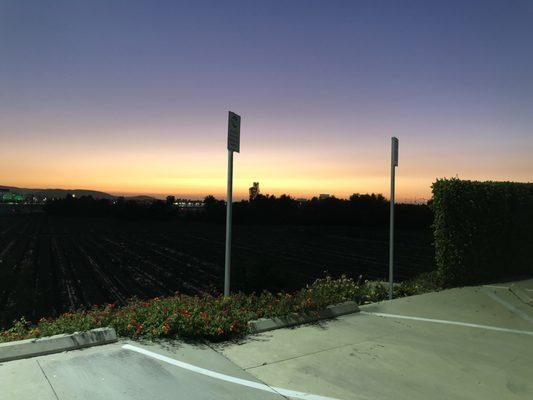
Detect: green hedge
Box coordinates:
(432, 179, 533, 286)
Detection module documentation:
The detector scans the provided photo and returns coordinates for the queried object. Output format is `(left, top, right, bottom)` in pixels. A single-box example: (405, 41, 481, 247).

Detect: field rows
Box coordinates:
(0, 215, 434, 327)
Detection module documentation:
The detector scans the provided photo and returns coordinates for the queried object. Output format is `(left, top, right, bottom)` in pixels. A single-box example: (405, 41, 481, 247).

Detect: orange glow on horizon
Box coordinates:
(2, 124, 531, 204)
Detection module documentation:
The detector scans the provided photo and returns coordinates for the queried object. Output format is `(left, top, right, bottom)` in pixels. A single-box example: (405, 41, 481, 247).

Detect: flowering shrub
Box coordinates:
(0, 274, 438, 344)
(357, 271, 442, 304)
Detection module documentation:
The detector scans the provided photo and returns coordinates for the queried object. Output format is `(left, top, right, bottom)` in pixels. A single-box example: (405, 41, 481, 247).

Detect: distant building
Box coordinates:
(319, 194, 330, 200)
(0, 188, 9, 204)
(1, 191, 24, 203)
(249, 182, 260, 201)
(176, 199, 204, 211)
(166, 195, 176, 206)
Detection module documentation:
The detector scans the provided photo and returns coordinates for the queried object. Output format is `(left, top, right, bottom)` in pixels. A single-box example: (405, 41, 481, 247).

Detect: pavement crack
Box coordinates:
(244, 342, 355, 370)
(206, 342, 290, 399)
(36, 359, 61, 400)
(243, 329, 406, 371)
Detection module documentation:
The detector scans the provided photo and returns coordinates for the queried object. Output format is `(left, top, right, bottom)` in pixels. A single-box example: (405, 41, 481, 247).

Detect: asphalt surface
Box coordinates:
(1, 278, 532, 400)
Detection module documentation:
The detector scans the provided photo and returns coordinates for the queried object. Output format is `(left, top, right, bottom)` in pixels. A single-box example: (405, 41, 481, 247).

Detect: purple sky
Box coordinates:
(1, 1, 532, 201)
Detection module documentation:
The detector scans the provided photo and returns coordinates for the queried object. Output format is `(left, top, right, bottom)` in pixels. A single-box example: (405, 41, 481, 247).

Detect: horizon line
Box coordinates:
(1, 184, 431, 204)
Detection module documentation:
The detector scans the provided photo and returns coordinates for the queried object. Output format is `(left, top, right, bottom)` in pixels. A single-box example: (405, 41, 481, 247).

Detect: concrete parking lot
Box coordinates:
(0, 339, 291, 400)
(218, 279, 533, 400)
(1, 279, 532, 400)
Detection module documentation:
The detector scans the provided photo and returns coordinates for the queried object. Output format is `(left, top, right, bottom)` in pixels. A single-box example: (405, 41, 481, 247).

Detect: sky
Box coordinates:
(1, 0, 532, 201)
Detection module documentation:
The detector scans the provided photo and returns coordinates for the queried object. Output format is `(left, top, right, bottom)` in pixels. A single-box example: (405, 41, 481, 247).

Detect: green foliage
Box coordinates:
(432, 179, 533, 286)
(357, 272, 441, 304)
(0, 272, 445, 344)
(395, 271, 442, 297)
(0, 275, 366, 344)
(0, 273, 442, 344)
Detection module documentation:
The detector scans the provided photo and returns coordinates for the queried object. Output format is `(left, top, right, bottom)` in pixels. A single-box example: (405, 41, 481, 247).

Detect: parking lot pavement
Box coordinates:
(0, 356, 58, 400)
(218, 279, 533, 400)
(0, 340, 289, 400)
(1, 280, 532, 400)
(485, 278, 533, 293)
(516, 278, 533, 292)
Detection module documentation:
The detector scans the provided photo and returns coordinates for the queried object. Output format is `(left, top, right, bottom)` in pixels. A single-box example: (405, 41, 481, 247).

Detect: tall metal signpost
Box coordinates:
(225, 111, 241, 296)
(389, 137, 399, 300)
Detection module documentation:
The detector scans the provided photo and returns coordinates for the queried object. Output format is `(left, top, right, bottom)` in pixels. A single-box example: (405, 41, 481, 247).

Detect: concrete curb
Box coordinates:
(248, 301, 359, 334)
(510, 285, 533, 307)
(0, 327, 117, 363)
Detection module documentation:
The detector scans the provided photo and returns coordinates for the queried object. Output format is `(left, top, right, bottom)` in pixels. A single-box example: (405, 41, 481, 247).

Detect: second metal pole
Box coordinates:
(389, 156, 395, 300)
(224, 149, 233, 296)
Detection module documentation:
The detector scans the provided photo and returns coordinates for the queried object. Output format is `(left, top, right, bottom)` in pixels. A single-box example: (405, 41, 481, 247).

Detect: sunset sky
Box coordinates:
(1, 1, 532, 201)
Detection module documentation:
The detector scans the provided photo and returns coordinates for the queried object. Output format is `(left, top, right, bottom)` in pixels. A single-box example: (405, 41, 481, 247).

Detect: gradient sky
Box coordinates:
(1, 1, 532, 201)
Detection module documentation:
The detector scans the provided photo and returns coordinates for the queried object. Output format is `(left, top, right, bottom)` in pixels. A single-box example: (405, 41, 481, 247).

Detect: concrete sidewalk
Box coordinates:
(1, 279, 532, 399)
(0, 340, 287, 400)
(218, 279, 533, 400)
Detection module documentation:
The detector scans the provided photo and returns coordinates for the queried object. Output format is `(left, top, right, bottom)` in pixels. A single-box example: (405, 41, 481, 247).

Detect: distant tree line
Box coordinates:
(203, 193, 432, 229)
(44, 193, 432, 229)
(44, 195, 179, 220)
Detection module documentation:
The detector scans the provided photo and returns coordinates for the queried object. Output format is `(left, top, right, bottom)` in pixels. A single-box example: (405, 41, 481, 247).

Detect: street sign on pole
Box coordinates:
(225, 111, 241, 296)
(228, 112, 240, 153)
(389, 137, 399, 300)
(392, 137, 399, 167)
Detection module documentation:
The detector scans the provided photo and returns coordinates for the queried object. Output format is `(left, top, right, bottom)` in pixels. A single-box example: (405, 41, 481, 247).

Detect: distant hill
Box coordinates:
(0, 186, 115, 200)
(122, 195, 158, 203)
(0, 186, 164, 203)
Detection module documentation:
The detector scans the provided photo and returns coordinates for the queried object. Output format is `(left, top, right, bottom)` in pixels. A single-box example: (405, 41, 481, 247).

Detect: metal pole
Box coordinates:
(389, 146, 395, 300)
(224, 149, 233, 296)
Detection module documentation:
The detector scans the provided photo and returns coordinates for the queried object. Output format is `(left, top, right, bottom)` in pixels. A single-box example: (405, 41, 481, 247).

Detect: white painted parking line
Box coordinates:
(483, 285, 533, 292)
(360, 311, 533, 336)
(483, 285, 510, 290)
(483, 289, 533, 324)
(122, 344, 342, 400)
